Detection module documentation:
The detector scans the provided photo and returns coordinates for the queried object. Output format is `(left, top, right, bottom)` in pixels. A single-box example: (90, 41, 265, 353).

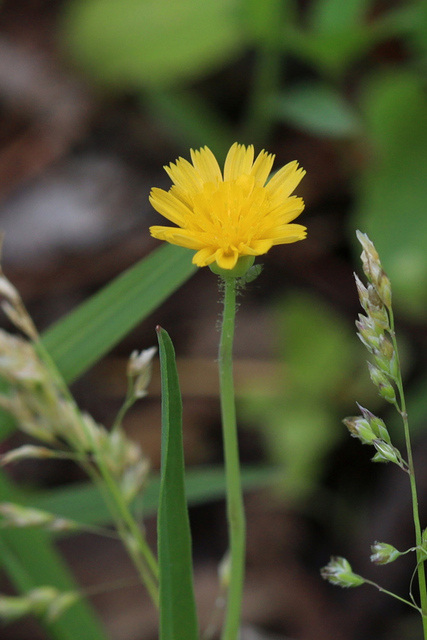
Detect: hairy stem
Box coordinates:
(218, 277, 246, 640)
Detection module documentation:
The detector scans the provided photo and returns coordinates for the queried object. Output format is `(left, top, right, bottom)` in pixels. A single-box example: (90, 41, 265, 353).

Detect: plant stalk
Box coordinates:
(389, 310, 427, 634)
(218, 276, 246, 640)
(34, 339, 160, 606)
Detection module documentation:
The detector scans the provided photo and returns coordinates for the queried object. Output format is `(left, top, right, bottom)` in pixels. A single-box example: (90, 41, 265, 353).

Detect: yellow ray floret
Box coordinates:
(149, 142, 307, 270)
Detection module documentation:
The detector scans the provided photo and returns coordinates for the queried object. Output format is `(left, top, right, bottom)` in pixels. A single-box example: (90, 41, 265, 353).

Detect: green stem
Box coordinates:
(111, 387, 137, 433)
(364, 578, 422, 613)
(218, 277, 246, 640)
(34, 339, 160, 606)
(389, 310, 427, 635)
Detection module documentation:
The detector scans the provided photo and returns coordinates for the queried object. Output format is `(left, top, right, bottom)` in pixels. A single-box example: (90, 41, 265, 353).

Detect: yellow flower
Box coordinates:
(149, 142, 306, 271)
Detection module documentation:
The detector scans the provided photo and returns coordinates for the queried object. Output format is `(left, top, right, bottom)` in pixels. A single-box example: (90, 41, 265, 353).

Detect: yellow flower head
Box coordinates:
(149, 142, 307, 271)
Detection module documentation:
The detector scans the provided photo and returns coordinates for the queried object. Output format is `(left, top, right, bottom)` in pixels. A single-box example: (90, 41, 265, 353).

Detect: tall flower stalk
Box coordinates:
(218, 275, 245, 640)
(149, 142, 307, 638)
(0, 143, 307, 636)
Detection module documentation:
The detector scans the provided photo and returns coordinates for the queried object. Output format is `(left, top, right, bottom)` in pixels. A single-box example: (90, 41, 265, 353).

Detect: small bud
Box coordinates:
(370, 541, 401, 565)
(378, 272, 392, 310)
(354, 273, 369, 311)
(1, 445, 59, 465)
(0, 275, 20, 304)
(1, 301, 38, 341)
(120, 457, 150, 504)
(343, 416, 376, 445)
(356, 231, 382, 282)
(0, 503, 52, 528)
(44, 591, 79, 623)
(127, 347, 157, 377)
(218, 552, 231, 590)
(356, 317, 382, 353)
(0, 593, 33, 623)
(357, 331, 379, 354)
(0, 502, 78, 532)
(372, 440, 402, 465)
(321, 556, 365, 588)
(367, 284, 382, 309)
(127, 347, 157, 398)
(367, 362, 396, 403)
(373, 350, 398, 382)
(27, 586, 78, 621)
(366, 289, 390, 330)
(378, 334, 394, 360)
(356, 313, 382, 337)
(357, 404, 391, 443)
(356, 231, 392, 309)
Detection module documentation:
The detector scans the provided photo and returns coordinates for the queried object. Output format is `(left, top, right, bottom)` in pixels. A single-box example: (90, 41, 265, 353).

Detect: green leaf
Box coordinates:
(42, 244, 196, 384)
(156, 327, 198, 640)
(61, 0, 247, 89)
(353, 70, 427, 317)
(0, 473, 108, 640)
(273, 83, 362, 138)
(282, 3, 417, 78)
(143, 89, 232, 159)
(308, 0, 371, 32)
(32, 465, 279, 527)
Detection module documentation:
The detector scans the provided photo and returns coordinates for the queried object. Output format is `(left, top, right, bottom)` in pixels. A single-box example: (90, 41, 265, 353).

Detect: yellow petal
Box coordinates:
(269, 197, 306, 224)
(149, 226, 204, 250)
(193, 247, 217, 267)
(149, 143, 307, 269)
(215, 247, 240, 270)
(266, 162, 305, 200)
(224, 143, 254, 181)
(250, 150, 275, 187)
(190, 146, 222, 184)
(149, 188, 192, 225)
(246, 239, 274, 254)
(165, 157, 203, 194)
(270, 224, 307, 244)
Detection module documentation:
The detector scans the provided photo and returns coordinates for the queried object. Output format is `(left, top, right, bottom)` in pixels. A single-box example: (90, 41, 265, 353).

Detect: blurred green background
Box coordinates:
(1, 1, 427, 639)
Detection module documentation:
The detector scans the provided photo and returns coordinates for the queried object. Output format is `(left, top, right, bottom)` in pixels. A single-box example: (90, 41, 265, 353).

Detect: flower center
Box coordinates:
(190, 177, 269, 249)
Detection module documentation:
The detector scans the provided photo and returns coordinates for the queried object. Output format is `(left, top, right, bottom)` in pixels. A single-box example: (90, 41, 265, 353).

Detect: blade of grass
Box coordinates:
(156, 326, 198, 640)
(0, 473, 108, 640)
(42, 244, 196, 384)
(1, 244, 195, 442)
(31, 465, 279, 527)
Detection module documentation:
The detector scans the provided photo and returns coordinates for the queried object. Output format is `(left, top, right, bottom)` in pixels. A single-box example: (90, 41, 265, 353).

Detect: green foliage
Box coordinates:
(156, 328, 198, 640)
(240, 292, 370, 500)
(0, 474, 108, 640)
(32, 466, 278, 529)
(43, 244, 196, 384)
(61, 0, 247, 89)
(307, 0, 372, 32)
(0, 244, 196, 442)
(273, 82, 362, 138)
(0, 244, 195, 636)
(4, 1, 427, 636)
(353, 71, 427, 318)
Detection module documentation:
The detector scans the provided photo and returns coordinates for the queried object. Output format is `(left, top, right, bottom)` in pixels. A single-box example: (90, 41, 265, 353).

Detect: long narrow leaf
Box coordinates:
(0, 473, 108, 640)
(42, 244, 196, 383)
(32, 465, 279, 527)
(0, 244, 195, 442)
(156, 327, 198, 640)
